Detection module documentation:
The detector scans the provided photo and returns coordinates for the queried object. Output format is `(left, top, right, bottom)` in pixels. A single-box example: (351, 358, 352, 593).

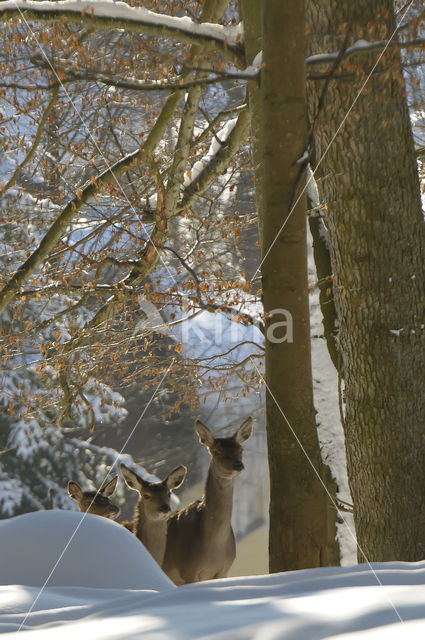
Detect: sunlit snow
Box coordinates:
(0, 511, 424, 638)
(1, 1, 242, 47)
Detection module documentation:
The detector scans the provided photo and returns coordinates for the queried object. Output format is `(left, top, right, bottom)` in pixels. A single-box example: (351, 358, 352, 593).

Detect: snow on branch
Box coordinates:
(180, 106, 250, 211)
(307, 37, 425, 66)
(0, 0, 244, 63)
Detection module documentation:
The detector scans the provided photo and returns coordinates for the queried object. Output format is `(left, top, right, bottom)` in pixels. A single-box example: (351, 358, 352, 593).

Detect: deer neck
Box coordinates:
(135, 500, 167, 565)
(202, 464, 235, 525)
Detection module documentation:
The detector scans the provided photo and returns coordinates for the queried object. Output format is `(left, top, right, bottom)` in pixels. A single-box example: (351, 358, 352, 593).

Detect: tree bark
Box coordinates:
(306, 0, 425, 561)
(239, 0, 263, 240)
(250, 0, 339, 571)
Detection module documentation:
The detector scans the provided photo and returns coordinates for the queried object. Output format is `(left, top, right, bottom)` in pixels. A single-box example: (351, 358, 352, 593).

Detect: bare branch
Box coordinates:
(46, 64, 258, 92)
(2, 27, 90, 192)
(0, 147, 148, 314)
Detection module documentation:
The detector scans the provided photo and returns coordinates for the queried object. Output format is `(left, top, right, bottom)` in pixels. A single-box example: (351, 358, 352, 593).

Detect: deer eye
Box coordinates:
(143, 494, 150, 499)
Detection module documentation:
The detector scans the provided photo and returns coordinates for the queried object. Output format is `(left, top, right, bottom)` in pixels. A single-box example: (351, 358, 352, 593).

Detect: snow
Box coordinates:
(183, 118, 238, 188)
(306, 39, 380, 66)
(1, 1, 242, 47)
(238, 51, 262, 78)
(306, 165, 321, 210)
(0, 511, 172, 590)
(1, 511, 425, 638)
(351, 39, 371, 50)
(307, 221, 355, 564)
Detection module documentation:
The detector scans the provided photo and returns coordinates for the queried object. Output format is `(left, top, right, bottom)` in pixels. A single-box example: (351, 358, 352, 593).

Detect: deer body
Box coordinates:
(162, 417, 253, 585)
(120, 463, 187, 566)
(67, 476, 120, 520)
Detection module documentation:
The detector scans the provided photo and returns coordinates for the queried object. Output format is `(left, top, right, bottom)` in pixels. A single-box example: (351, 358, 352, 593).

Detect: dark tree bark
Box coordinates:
(243, 0, 339, 571)
(306, 0, 425, 561)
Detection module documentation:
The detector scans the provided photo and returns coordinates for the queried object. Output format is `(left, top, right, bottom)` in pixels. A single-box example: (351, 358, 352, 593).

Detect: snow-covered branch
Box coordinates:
(179, 106, 250, 212)
(0, 0, 244, 64)
(307, 37, 425, 66)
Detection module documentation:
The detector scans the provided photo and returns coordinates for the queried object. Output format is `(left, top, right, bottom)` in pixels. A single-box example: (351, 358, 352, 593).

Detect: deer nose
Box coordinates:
(159, 504, 171, 514)
(233, 460, 244, 472)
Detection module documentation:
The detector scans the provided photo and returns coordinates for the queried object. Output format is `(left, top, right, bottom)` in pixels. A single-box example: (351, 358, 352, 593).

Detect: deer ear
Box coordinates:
(120, 464, 142, 492)
(234, 417, 253, 443)
(196, 420, 214, 448)
(101, 475, 118, 497)
(67, 481, 83, 501)
(166, 465, 187, 490)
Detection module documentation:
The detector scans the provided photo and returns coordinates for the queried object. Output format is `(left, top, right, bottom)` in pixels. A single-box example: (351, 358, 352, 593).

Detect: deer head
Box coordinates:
(120, 464, 187, 521)
(67, 476, 120, 520)
(196, 416, 253, 479)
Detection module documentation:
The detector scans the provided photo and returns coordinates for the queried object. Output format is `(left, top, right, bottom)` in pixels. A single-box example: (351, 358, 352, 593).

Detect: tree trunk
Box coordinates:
(247, 0, 339, 572)
(239, 0, 263, 241)
(306, 0, 425, 561)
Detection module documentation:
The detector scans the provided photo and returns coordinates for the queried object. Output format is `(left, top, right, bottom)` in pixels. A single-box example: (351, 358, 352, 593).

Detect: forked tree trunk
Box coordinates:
(243, 0, 339, 571)
(306, 0, 425, 561)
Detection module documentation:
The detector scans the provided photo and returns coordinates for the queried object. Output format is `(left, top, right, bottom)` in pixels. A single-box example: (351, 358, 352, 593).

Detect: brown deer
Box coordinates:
(162, 417, 253, 585)
(120, 463, 187, 565)
(67, 476, 120, 520)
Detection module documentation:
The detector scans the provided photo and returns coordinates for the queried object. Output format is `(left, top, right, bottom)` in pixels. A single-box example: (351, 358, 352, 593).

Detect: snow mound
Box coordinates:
(0, 510, 174, 590)
(2, 562, 425, 638)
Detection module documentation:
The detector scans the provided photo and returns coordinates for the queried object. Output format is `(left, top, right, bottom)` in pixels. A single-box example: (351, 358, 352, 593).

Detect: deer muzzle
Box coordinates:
(159, 504, 172, 514)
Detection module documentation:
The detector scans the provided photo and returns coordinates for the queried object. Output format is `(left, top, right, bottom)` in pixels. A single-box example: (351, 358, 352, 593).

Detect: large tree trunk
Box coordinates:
(306, 0, 425, 561)
(243, 0, 339, 572)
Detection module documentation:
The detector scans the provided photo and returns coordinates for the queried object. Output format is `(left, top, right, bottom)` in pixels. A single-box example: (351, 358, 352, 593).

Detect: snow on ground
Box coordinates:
(0, 511, 171, 591)
(0, 511, 424, 638)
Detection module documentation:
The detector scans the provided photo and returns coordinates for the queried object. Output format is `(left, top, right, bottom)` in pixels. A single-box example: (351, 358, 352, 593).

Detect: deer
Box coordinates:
(162, 417, 253, 585)
(120, 463, 187, 565)
(67, 475, 120, 520)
